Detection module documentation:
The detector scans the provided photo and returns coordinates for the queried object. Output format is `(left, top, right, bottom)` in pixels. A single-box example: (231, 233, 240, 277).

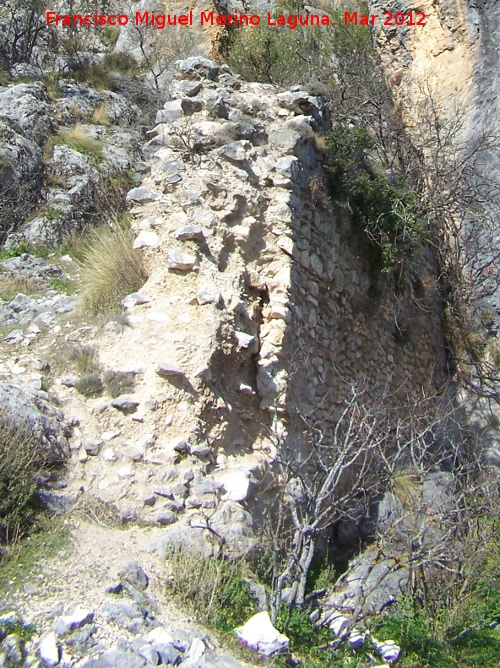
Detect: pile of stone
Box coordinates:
(0, 561, 250, 668)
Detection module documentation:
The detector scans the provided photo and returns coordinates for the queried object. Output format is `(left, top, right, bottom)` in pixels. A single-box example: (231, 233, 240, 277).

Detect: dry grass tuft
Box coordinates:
(75, 374, 104, 398)
(55, 124, 103, 157)
(0, 274, 39, 301)
(393, 468, 422, 509)
(69, 345, 100, 375)
(91, 104, 111, 126)
(313, 133, 327, 155)
(78, 224, 148, 315)
(103, 370, 135, 398)
(72, 497, 122, 527)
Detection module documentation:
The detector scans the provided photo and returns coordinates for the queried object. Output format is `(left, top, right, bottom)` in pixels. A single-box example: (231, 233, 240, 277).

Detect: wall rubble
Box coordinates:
(58, 57, 448, 536)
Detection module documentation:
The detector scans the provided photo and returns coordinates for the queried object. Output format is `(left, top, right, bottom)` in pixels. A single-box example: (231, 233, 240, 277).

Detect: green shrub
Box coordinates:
(71, 52, 137, 90)
(0, 413, 50, 544)
(0, 618, 35, 640)
(226, 2, 372, 92)
(227, 22, 308, 87)
(375, 607, 500, 668)
(373, 549, 500, 668)
(101, 52, 138, 74)
(167, 548, 367, 667)
(99, 26, 119, 47)
(0, 242, 31, 261)
(0, 70, 10, 87)
(77, 224, 147, 315)
(325, 122, 427, 271)
(71, 63, 114, 90)
(375, 607, 452, 668)
(75, 374, 104, 398)
(103, 370, 135, 398)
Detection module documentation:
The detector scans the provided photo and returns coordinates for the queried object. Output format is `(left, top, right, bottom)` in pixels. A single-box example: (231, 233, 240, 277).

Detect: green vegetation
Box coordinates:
(48, 277, 76, 294)
(71, 53, 138, 90)
(71, 63, 113, 90)
(0, 515, 69, 592)
(167, 549, 257, 633)
(77, 223, 147, 315)
(226, 1, 373, 94)
(324, 123, 427, 271)
(0, 243, 31, 261)
(99, 26, 120, 48)
(226, 1, 424, 274)
(167, 549, 376, 666)
(101, 52, 138, 75)
(0, 617, 35, 641)
(374, 590, 500, 667)
(227, 21, 311, 87)
(0, 70, 10, 87)
(367, 519, 500, 668)
(25, 206, 61, 227)
(42, 71, 63, 101)
(0, 413, 53, 544)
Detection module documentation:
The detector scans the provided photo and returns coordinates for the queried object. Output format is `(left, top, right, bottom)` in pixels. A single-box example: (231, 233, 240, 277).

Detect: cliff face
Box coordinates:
(367, 0, 500, 459)
(369, 0, 475, 123)
(469, 0, 500, 150)
(466, 0, 500, 318)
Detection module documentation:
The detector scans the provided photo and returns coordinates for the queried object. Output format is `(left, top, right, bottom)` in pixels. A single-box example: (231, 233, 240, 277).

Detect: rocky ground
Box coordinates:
(1, 523, 252, 667)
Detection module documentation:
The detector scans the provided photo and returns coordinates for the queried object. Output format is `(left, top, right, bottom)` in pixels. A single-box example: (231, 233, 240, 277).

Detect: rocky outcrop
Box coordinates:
(0, 381, 70, 463)
(367, 0, 500, 465)
(0, 78, 145, 246)
(0, 253, 77, 337)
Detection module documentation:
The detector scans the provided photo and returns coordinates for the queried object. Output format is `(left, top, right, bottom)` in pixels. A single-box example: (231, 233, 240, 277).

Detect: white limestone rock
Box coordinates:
(38, 632, 59, 667)
(166, 250, 197, 271)
(235, 611, 289, 657)
(126, 187, 162, 203)
(133, 231, 159, 249)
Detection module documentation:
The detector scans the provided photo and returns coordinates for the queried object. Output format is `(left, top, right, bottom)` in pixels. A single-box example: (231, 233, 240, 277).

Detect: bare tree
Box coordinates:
(121, 0, 196, 92)
(0, 0, 49, 68)
(255, 378, 464, 625)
